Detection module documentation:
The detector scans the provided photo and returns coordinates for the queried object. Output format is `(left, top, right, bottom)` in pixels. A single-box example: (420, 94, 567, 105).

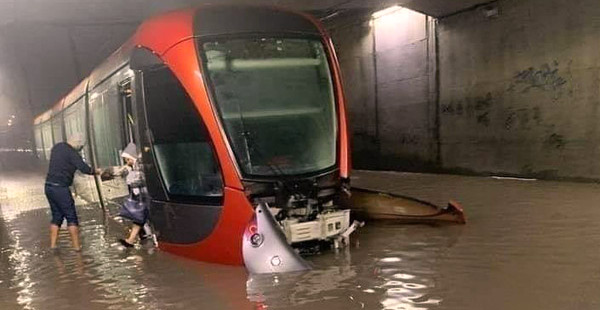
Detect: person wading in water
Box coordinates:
(44, 133, 101, 251)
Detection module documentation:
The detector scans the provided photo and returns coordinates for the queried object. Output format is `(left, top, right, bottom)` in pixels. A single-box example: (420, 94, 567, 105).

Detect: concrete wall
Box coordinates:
(330, 0, 600, 180)
(10, 23, 137, 110)
(438, 0, 600, 179)
(0, 29, 30, 149)
(0, 0, 202, 117)
(328, 8, 437, 170)
(374, 9, 438, 169)
(327, 12, 378, 169)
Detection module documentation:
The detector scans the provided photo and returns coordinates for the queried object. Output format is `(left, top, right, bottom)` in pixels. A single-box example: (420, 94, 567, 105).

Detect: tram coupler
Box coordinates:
(333, 220, 365, 249)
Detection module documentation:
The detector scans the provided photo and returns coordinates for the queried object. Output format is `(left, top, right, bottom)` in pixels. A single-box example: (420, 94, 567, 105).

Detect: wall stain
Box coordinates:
(504, 107, 538, 130)
(520, 164, 534, 175)
(532, 107, 542, 125)
(441, 103, 454, 114)
(456, 102, 464, 115)
(477, 112, 490, 126)
(504, 111, 517, 130)
(544, 133, 565, 150)
(519, 109, 529, 128)
(508, 61, 567, 93)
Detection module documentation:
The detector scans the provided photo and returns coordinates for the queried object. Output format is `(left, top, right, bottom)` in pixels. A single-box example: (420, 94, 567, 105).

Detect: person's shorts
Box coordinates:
(45, 184, 79, 226)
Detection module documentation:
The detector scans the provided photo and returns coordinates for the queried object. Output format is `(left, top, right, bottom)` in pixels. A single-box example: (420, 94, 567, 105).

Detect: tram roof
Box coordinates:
(34, 6, 324, 123)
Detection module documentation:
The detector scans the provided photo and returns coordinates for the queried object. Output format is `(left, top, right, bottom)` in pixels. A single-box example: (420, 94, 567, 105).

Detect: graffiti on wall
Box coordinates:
(441, 91, 567, 150)
(504, 106, 542, 130)
(508, 61, 568, 94)
(441, 92, 493, 127)
(398, 133, 419, 145)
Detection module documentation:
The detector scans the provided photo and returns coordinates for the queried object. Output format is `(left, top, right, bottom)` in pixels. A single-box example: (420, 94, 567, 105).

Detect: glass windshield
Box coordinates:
(144, 66, 224, 198)
(201, 38, 337, 177)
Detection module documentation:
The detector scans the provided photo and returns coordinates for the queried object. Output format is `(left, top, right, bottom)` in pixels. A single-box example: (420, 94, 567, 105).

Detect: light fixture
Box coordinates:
(372, 5, 403, 19)
(482, 4, 499, 18)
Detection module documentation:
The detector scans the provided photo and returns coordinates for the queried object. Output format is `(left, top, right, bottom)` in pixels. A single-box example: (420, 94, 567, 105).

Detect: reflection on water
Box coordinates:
(2, 170, 600, 309)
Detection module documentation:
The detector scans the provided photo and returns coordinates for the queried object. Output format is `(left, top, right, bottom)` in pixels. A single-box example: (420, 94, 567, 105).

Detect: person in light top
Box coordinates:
(114, 142, 151, 248)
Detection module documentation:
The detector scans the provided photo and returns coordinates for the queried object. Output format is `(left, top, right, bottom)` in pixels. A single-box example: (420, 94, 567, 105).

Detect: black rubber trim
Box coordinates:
(150, 200, 223, 244)
(193, 6, 319, 37)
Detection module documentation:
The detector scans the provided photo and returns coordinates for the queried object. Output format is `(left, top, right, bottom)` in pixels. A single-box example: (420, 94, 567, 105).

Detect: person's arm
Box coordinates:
(69, 149, 95, 175)
(114, 165, 130, 177)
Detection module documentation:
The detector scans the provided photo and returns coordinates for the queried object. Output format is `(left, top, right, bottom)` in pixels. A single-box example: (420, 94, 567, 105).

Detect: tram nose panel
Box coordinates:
(243, 203, 311, 274)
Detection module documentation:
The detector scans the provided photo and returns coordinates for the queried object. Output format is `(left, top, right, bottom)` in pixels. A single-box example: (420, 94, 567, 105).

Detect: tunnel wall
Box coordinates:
(330, 0, 600, 180)
(328, 9, 438, 171)
(438, 0, 600, 179)
(0, 30, 30, 149)
(327, 13, 378, 169)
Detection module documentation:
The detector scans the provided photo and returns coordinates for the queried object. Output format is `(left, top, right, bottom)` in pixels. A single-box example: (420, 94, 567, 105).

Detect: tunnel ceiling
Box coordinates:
(0, 0, 495, 24)
(0, 0, 491, 116)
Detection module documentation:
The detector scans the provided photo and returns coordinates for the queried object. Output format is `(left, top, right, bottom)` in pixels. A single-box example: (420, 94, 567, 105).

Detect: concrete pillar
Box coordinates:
(328, 7, 437, 170)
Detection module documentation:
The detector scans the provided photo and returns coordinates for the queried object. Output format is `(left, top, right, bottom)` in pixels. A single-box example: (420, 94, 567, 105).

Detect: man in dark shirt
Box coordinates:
(45, 133, 100, 250)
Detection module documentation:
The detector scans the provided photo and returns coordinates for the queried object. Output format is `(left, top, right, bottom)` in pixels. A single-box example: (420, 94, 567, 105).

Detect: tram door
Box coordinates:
(130, 47, 225, 243)
(119, 78, 137, 146)
(90, 69, 137, 202)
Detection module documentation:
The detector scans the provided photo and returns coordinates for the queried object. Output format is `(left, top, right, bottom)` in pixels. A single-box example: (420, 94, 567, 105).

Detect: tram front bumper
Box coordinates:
(281, 209, 351, 244)
(242, 203, 311, 274)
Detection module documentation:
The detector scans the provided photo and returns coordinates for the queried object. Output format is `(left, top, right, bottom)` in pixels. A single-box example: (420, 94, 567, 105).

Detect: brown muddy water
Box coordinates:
(1, 169, 600, 310)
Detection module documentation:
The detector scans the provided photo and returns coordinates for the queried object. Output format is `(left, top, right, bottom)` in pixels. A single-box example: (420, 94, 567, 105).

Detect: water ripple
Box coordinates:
(3, 171, 600, 309)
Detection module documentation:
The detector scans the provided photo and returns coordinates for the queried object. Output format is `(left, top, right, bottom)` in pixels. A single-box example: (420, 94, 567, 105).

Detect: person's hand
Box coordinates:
(95, 168, 103, 175)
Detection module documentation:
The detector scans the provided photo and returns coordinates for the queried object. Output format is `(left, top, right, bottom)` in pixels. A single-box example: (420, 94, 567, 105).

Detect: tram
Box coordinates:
(33, 6, 352, 272)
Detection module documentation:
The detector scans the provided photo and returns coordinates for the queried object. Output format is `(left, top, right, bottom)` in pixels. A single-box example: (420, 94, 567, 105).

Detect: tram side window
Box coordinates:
(90, 78, 125, 167)
(144, 66, 224, 198)
(41, 122, 53, 160)
(34, 126, 44, 160)
(52, 113, 64, 143)
(64, 98, 89, 161)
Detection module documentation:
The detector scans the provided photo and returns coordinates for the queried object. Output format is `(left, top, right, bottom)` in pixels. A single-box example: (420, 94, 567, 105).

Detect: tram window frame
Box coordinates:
(34, 126, 44, 160)
(41, 121, 53, 160)
(140, 64, 224, 205)
(51, 112, 65, 144)
(89, 71, 127, 168)
(119, 78, 137, 145)
(197, 35, 339, 179)
(63, 97, 90, 161)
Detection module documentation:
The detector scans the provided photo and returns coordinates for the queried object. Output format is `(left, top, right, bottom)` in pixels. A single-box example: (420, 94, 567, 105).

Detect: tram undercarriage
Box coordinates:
(242, 183, 466, 274)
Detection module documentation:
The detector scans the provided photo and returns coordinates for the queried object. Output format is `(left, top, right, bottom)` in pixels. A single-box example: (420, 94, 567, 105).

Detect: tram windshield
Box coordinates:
(201, 38, 337, 177)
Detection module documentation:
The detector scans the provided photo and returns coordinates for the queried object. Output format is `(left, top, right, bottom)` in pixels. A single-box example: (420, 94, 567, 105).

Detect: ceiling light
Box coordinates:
(372, 5, 403, 19)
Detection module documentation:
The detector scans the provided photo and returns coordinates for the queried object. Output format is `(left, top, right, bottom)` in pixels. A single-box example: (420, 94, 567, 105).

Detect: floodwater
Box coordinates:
(2, 168, 600, 310)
